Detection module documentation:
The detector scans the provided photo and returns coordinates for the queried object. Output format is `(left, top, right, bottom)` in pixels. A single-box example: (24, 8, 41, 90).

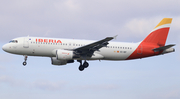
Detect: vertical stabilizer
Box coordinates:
(142, 18, 172, 46)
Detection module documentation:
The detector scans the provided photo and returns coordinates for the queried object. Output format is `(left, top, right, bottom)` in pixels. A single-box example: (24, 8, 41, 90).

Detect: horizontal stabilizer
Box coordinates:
(153, 44, 175, 52)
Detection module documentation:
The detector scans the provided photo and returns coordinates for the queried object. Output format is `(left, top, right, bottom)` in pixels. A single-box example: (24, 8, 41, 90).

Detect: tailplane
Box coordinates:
(142, 18, 172, 46)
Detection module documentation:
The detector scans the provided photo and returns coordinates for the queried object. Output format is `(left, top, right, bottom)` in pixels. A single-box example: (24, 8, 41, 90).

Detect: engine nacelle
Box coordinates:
(56, 49, 73, 60)
(51, 57, 74, 65)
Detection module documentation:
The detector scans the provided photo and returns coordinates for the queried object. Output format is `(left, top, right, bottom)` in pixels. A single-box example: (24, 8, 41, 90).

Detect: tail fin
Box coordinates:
(142, 18, 172, 46)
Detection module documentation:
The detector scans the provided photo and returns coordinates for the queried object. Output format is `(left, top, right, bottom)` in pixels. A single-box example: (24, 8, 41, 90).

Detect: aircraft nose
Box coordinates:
(2, 44, 8, 52)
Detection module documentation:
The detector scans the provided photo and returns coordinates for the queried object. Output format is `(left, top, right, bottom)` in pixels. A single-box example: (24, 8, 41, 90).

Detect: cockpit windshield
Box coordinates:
(9, 40, 18, 43)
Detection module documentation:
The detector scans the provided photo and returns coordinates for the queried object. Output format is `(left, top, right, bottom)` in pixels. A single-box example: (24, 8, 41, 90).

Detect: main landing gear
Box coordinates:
(23, 55, 28, 66)
(77, 60, 89, 71)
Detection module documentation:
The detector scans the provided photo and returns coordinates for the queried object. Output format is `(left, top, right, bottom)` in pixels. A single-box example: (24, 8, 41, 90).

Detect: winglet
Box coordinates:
(113, 35, 118, 40)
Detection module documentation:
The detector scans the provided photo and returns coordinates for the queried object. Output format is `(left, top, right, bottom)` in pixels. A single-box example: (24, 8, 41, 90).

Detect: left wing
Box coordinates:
(73, 35, 117, 59)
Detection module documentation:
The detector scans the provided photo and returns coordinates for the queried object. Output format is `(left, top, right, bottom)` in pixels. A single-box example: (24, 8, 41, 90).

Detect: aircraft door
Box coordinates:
(23, 37, 29, 48)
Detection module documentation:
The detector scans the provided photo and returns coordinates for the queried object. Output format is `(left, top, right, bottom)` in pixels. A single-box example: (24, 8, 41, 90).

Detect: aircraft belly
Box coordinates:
(18, 45, 55, 57)
(96, 50, 123, 60)
(31, 47, 54, 57)
(97, 45, 138, 60)
(102, 52, 133, 60)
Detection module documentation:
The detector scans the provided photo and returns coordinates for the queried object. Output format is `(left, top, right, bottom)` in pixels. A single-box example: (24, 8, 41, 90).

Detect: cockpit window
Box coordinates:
(9, 40, 18, 43)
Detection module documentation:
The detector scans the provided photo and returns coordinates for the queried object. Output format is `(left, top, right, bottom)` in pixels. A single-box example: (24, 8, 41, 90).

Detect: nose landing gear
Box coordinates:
(23, 55, 28, 66)
(77, 60, 89, 71)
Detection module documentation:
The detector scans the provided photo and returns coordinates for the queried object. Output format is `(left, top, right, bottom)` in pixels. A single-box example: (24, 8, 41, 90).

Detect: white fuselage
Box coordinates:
(2, 37, 140, 60)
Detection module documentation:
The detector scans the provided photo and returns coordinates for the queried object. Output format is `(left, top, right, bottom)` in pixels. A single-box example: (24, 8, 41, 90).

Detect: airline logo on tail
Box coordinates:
(142, 18, 172, 46)
(127, 18, 174, 60)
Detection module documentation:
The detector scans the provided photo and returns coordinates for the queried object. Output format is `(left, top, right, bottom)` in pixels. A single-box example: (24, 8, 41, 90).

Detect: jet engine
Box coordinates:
(51, 57, 74, 65)
(56, 49, 73, 60)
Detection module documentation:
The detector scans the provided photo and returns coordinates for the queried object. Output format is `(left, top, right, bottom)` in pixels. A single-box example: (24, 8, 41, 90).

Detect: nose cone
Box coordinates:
(2, 44, 8, 52)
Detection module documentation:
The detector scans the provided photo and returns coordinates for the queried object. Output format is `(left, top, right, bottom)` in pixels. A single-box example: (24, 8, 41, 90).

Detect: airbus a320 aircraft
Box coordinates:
(2, 18, 175, 71)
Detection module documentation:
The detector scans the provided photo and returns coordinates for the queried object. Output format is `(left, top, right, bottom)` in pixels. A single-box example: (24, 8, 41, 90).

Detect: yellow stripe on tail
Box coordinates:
(154, 18, 172, 29)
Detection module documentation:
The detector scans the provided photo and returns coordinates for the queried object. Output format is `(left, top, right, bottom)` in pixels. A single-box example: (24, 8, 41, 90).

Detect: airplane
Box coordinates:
(2, 18, 175, 71)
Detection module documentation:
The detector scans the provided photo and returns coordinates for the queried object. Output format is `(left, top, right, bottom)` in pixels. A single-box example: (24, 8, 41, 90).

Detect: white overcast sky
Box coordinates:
(0, 0, 180, 99)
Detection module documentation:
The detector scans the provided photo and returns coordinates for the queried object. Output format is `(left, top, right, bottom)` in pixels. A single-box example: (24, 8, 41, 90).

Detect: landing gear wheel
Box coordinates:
(83, 61, 89, 68)
(23, 62, 27, 66)
(23, 55, 28, 66)
(79, 65, 84, 71)
(77, 60, 89, 71)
